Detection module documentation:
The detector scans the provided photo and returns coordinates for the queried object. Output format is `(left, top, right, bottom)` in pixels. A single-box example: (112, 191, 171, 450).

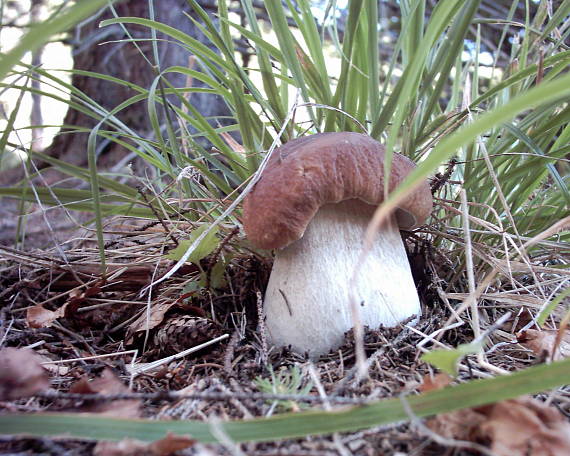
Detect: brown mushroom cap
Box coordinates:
(243, 132, 432, 250)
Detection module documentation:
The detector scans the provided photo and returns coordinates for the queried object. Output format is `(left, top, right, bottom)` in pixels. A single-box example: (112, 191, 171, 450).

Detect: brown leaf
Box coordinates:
(93, 433, 195, 456)
(52, 265, 152, 292)
(418, 373, 452, 392)
(149, 433, 196, 455)
(0, 347, 49, 400)
(69, 368, 140, 418)
(481, 397, 570, 456)
(67, 282, 103, 311)
(125, 301, 178, 344)
(428, 396, 570, 456)
(27, 282, 104, 329)
(500, 307, 534, 333)
(26, 303, 68, 328)
(427, 407, 486, 441)
(93, 439, 150, 456)
(518, 329, 570, 360)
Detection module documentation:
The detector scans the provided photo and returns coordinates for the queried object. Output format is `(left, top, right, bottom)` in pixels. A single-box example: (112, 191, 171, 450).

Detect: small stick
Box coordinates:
(130, 334, 229, 376)
(460, 189, 480, 339)
(36, 390, 370, 405)
(137, 186, 179, 247)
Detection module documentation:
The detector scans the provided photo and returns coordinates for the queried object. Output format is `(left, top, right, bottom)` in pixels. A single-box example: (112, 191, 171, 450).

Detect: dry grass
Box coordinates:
(0, 191, 568, 455)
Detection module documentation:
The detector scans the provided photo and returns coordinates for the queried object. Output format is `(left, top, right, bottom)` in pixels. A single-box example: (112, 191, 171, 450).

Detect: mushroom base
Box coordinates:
(263, 199, 421, 357)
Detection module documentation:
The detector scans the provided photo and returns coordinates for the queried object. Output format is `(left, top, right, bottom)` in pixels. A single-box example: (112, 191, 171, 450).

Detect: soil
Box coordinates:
(0, 210, 568, 455)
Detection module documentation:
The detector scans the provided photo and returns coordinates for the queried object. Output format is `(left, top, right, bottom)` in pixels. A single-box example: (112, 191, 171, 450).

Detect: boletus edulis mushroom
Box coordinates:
(243, 132, 432, 357)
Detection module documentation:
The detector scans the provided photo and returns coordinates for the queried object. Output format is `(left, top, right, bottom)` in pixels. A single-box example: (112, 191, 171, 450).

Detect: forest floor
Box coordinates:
(0, 207, 569, 455)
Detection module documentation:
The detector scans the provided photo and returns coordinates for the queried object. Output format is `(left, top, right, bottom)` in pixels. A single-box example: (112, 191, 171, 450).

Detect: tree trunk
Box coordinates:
(2, 0, 229, 184)
(56, 0, 230, 167)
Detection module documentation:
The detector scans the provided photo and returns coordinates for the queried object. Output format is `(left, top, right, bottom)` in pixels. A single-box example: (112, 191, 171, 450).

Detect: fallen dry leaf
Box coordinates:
(67, 282, 102, 308)
(427, 406, 486, 441)
(418, 373, 452, 393)
(500, 307, 534, 333)
(94, 433, 196, 456)
(27, 282, 103, 328)
(148, 433, 196, 455)
(125, 301, 177, 344)
(0, 347, 49, 400)
(518, 329, 570, 360)
(70, 368, 140, 418)
(428, 396, 570, 456)
(482, 397, 570, 456)
(26, 303, 68, 328)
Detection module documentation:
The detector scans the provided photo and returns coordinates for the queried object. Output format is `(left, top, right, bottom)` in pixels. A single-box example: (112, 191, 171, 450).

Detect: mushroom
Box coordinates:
(243, 132, 432, 356)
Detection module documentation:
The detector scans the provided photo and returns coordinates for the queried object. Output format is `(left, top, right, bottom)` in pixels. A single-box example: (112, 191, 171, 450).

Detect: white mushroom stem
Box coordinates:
(263, 199, 421, 357)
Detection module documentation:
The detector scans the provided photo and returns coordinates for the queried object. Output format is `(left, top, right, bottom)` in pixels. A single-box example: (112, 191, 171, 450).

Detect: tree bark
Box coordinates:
(2, 0, 229, 183)
(56, 0, 230, 167)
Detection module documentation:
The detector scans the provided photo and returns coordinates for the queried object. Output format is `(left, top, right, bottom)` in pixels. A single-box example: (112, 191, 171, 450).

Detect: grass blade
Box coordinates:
(1, 358, 569, 443)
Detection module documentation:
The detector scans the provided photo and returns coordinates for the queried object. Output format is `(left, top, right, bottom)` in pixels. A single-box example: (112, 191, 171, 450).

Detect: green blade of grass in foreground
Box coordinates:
(1, 358, 569, 443)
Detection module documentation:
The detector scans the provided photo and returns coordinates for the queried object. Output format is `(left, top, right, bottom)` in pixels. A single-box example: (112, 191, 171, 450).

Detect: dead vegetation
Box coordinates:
(0, 199, 569, 455)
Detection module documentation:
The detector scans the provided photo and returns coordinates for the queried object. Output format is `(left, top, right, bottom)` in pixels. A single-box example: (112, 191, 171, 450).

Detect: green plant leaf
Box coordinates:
(209, 260, 227, 289)
(182, 280, 201, 295)
(422, 342, 482, 376)
(537, 287, 570, 326)
(166, 224, 219, 264)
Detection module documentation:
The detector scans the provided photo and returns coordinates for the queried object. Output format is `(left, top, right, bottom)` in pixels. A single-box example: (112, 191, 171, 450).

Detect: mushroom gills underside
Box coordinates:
(263, 199, 421, 357)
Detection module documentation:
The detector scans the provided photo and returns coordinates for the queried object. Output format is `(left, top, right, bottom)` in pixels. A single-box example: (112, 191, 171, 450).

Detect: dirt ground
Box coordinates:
(1, 204, 569, 455)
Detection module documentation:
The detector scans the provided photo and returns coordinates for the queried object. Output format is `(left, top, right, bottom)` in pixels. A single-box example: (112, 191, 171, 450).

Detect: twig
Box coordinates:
(40, 350, 138, 365)
(256, 291, 268, 364)
(460, 189, 480, 339)
(36, 390, 370, 405)
(224, 330, 243, 375)
(137, 186, 179, 247)
(130, 334, 229, 376)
